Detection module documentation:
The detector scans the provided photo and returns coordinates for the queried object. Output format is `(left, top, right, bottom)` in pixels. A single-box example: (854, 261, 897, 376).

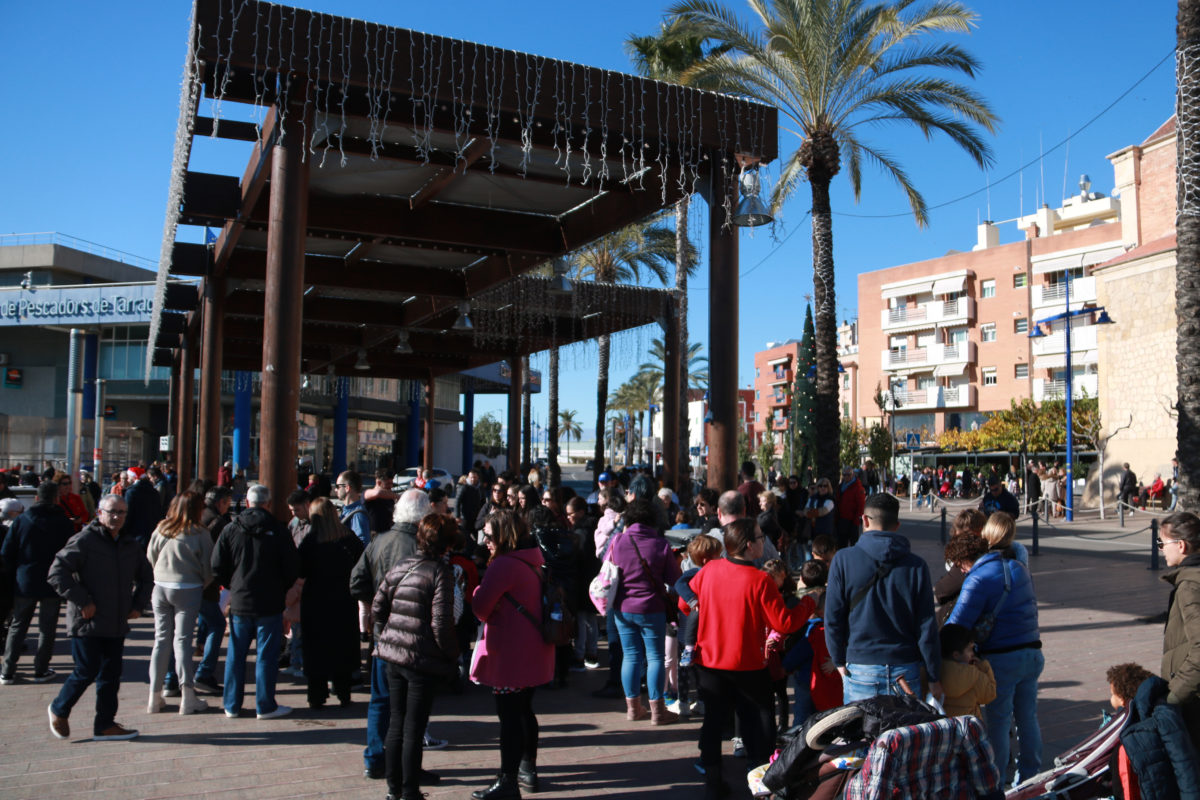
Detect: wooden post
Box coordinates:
(168, 357, 179, 471)
(259, 108, 309, 518)
(198, 275, 225, 482)
(177, 330, 195, 489)
(662, 311, 681, 493)
(423, 373, 436, 474)
(706, 155, 739, 491)
(507, 357, 523, 472)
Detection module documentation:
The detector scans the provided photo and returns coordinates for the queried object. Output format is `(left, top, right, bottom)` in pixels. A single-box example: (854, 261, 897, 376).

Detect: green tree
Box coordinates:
(867, 423, 892, 476)
(571, 216, 686, 485)
(787, 305, 818, 477)
(473, 412, 503, 454)
(637, 337, 710, 391)
(558, 408, 583, 460)
(757, 416, 777, 477)
(840, 419, 863, 470)
(670, 0, 998, 483)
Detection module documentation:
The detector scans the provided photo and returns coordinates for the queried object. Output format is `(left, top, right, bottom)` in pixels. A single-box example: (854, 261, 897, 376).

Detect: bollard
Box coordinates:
(1120, 502, 1125, 528)
(940, 506, 947, 546)
(1031, 507, 1039, 557)
(1150, 518, 1160, 571)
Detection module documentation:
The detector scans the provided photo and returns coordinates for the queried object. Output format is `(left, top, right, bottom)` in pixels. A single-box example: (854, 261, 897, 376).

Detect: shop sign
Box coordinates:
(0, 283, 156, 326)
(3, 368, 21, 387)
(298, 424, 319, 444)
(358, 430, 395, 447)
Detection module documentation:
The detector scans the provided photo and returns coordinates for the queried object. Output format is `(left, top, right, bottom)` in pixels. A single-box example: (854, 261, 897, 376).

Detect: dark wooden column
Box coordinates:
(197, 275, 225, 482)
(176, 330, 196, 489)
(422, 373, 436, 473)
(661, 310, 681, 493)
(167, 357, 180, 469)
(259, 115, 309, 518)
(707, 155, 739, 491)
(521, 355, 532, 470)
(507, 357, 523, 471)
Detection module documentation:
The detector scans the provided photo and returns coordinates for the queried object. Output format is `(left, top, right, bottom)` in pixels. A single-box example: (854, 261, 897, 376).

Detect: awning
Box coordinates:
(933, 363, 967, 377)
(931, 275, 967, 295)
(1083, 245, 1127, 266)
(882, 281, 931, 300)
(1079, 349, 1099, 365)
(1032, 253, 1084, 275)
(1034, 353, 1067, 369)
(767, 356, 791, 367)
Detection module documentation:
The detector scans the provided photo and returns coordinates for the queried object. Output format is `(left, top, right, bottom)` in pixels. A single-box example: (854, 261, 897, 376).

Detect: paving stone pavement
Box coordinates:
(0, 506, 1173, 799)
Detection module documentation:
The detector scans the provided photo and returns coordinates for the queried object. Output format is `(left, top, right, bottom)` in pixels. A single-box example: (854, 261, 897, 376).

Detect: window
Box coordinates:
(980, 323, 997, 342)
(982, 367, 997, 386)
(755, 390, 760, 400)
(1015, 318, 1028, 335)
(755, 367, 760, 378)
(1013, 273, 1027, 289)
(981, 279, 996, 298)
(1015, 364, 1029, 380)
(99, 325, 171, 382)
(843, 402, 850, 417)
(842, 374, 850, 389)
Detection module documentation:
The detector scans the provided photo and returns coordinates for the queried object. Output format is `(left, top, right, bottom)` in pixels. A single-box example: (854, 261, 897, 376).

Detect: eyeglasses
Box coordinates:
(336, 483, 349, 489)
(100, 509, 127, 516)
(1158, 538, 1184, 550)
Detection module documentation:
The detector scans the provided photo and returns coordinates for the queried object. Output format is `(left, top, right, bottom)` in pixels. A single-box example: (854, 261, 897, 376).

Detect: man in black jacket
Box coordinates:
(123, 470, 163, 550)
(1120, 463, 1139, 512)
(212, 484, 299, 720)
(194, 486, 233, 694)
(47, 494, 152, 741)
(1, 481, 74, 684)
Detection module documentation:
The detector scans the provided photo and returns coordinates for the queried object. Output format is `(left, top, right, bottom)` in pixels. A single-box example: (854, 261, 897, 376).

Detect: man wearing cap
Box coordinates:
(587, 470, 619, 507)
(980, 475, 1020, 519)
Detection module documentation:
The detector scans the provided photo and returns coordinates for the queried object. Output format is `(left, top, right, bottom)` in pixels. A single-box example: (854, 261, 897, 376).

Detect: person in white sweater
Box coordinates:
(146, 491, 214, 715)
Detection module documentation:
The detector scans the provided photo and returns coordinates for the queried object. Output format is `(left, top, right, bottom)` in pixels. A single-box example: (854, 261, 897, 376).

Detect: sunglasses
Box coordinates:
(1158, 538, 1184, 550)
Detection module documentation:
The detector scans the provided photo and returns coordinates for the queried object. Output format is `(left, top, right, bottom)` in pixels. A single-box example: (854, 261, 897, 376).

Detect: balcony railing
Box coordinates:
(1033, 374, 1099, 402)
(889, 384, 976, 410)
(881, 296, 974, 331)
(1033, 276, 1097, 309)
(1030, 323, 1099, 357)
(881, 341, 975, 372)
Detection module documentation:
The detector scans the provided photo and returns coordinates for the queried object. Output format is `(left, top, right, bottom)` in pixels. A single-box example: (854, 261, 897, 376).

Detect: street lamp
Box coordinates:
(1028, 273, 1114, 522)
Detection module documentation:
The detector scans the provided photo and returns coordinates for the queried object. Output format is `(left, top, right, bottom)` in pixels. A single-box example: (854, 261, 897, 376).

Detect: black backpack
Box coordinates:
(505, 557, 576, 647)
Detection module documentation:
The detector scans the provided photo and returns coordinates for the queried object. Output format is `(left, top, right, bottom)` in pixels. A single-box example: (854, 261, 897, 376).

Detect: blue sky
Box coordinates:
(0, 1, 1178, 440)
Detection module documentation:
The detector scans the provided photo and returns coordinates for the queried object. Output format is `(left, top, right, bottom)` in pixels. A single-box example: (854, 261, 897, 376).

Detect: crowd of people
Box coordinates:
(4, 454, 1200, 799)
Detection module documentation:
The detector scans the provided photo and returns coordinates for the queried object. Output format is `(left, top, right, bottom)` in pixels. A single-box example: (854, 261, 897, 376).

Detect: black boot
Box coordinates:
(471, 773, 522, 800)
(517, 760, 539, 792)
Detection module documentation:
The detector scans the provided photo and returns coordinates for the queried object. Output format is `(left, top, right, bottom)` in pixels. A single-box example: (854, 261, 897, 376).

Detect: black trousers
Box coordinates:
(494, 688, 538, 774)
(384, 663, 438, 796)
(697, 666, 775, 772)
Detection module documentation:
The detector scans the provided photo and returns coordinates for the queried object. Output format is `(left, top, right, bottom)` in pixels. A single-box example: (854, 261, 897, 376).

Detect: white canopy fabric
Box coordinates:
(1032, 253, 1084, 275)
(881, 281, 932, 300)
(766, 356, 790, 366)
(933, 363, 967, 377)
(1034, 353, 1067, 369)
(931, 275, 967, 295)
(1079, 349, 1099, 365)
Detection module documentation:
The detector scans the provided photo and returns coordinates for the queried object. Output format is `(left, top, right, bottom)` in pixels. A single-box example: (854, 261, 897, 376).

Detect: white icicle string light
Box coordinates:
(320, 13, 336, 167)
(598, 69, 610, 188)
(250, 1, 263, 128)
(338, 15, 350, 166)
(551, 60, 564, 171)
(380, 25, 397, 147)
(484, 45, 500, 171)
(580, 67, 592, 186)
(280, 5, 295, 148)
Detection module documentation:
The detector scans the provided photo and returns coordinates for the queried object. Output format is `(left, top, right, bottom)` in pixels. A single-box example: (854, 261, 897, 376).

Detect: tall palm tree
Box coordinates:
(571, 216, 686, 484)
(670, 0, 997, 481)
(638, 337, 710, 391)
(627, 21, 712, 490)
(1180, 0, 1200, 510)
(558, 408, 583, 459)
(609, 379, 650, 465)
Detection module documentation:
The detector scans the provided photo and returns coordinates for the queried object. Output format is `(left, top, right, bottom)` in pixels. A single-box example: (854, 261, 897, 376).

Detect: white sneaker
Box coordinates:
(257, 705, 293, 720)
(423, 732, 448, 750)
(224, 709, 239, 718)
(665, 700, 683, 715)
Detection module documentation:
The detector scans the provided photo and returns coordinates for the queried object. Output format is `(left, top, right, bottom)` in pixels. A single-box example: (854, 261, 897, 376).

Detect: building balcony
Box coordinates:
(1030, 323, 1098, 358)
(1033, 373, 1099, 402)
(881, 296, 974, 333)
(1032, 276, 1096, 310)
(942, 384, 976, 408)
(891, 384, 976, 410)
(881, 341, 976, 372)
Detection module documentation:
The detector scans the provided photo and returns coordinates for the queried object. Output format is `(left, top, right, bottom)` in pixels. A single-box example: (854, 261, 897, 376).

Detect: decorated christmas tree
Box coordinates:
(787, 305, 818, 478)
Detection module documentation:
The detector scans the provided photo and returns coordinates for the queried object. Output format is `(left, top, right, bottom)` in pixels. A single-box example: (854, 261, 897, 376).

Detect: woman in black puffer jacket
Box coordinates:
(372, 513, 461, 800)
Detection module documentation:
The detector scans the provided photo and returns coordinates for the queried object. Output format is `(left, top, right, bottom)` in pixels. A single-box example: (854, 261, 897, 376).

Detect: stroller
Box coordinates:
(758, 693, 1005, 799)
(1005, 709, 1129, 800)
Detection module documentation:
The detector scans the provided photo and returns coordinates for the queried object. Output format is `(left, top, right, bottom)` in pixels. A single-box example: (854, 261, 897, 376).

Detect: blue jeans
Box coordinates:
(985, 647, 1045, 786)
(52, 636, 124, 735)
(613, 610, 667, 701)
(365, 651, 390, 771)
(224, 613, 283, 715)
(841, 661, 921, 703)
(194, 599, 225, 682)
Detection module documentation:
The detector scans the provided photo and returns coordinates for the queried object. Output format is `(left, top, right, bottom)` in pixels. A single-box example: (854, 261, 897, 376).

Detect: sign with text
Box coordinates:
(0, 283, 156, 326)
(4, 368, 21, 387)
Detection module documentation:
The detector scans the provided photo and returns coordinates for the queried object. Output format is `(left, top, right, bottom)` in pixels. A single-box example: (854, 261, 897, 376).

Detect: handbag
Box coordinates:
(971, 557, 1012, 644)
(588, 529, 622, 615)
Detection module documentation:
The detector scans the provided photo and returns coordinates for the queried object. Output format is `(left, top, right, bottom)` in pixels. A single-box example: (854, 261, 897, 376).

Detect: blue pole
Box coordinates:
(406, 381, 421, 468)
(232, 371, 252, 474)
(1064, 275, 1074, 522)
(333, 377, 349, 474)
(462, 383, 475, 475)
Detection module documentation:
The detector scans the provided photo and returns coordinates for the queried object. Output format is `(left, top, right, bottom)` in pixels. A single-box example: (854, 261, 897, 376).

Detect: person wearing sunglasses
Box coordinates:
(1161, 511, 1200, 750)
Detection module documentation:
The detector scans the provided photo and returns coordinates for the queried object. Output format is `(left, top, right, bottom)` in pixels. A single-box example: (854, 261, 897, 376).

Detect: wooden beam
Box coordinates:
(194, 117, 261, 142)
(180, 172, 242, 225)
(210, 108, 278, 277)
(409, 137, 491, 209)
(225, 250, 469, 298)
(170, 243, 211, 277)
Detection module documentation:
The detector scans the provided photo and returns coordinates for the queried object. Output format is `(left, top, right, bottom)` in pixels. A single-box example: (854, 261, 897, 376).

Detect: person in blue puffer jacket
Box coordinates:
(947, 512, 1041, 787)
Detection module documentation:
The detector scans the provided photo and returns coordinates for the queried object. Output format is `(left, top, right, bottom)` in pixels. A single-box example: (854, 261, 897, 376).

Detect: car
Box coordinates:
(585, 459, 597, 472)
(392, 467, 457, 497)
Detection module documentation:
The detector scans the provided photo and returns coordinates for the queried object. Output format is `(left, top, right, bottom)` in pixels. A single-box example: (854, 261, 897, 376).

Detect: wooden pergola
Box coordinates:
(149, 0, 777, 516)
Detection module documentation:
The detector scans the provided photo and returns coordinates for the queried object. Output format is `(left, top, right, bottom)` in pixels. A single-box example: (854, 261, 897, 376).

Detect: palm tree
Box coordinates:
(558, 408, 583, 460)
(547, 347, 561, 486)
(628, 371, 663, 465)
(670, 0, 997, 482)
(1180, 0, 1200, 511)
(627, 20, 711, 491)
(571, 216, 687, 485)
(638, 337, 710, 391)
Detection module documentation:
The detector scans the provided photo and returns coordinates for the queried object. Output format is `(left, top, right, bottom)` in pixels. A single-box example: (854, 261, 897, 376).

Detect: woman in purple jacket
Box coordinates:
(469, 510, 554, 800)
(610, 498, 682, 724)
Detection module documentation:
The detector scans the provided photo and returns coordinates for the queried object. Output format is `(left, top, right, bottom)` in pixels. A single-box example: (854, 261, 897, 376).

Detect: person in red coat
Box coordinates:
(692, 518, 815, 799)
(835, 467, 866, 548)
(469, 510, 554, 799)
(54, 472, 90, 532)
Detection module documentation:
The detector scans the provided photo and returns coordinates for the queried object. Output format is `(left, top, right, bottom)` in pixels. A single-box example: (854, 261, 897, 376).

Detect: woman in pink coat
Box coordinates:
(470, 509, 553, 800)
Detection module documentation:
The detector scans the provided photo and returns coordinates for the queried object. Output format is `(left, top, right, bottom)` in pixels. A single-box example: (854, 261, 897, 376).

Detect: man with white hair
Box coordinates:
(211, 484, 299, 720)
(350, 488, 435, 781)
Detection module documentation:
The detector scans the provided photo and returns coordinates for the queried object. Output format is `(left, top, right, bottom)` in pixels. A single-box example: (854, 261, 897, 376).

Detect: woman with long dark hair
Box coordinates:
(146, 491, 212, 714)
(469, 510, 554, 799)
(373, 513, 460, 800)
(299, 497, 364, 708)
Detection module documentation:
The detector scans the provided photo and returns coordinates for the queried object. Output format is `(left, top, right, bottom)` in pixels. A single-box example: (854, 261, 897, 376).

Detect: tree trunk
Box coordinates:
(521, 355, 531, 471)
(810, 175, 841, 483)
(548, 348, 561, 488)
(675, 195, 691, 499)
(638, 409, 646, 465)
(593, 333, 610, 487)
(1178, 0, 1200, 510)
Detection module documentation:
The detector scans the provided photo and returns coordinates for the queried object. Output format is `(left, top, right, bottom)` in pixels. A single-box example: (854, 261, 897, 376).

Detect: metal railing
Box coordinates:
(0, 232, 158, 270)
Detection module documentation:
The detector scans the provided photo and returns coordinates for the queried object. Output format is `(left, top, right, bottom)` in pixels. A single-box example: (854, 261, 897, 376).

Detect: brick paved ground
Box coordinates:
(0, 506, 1173, 800)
